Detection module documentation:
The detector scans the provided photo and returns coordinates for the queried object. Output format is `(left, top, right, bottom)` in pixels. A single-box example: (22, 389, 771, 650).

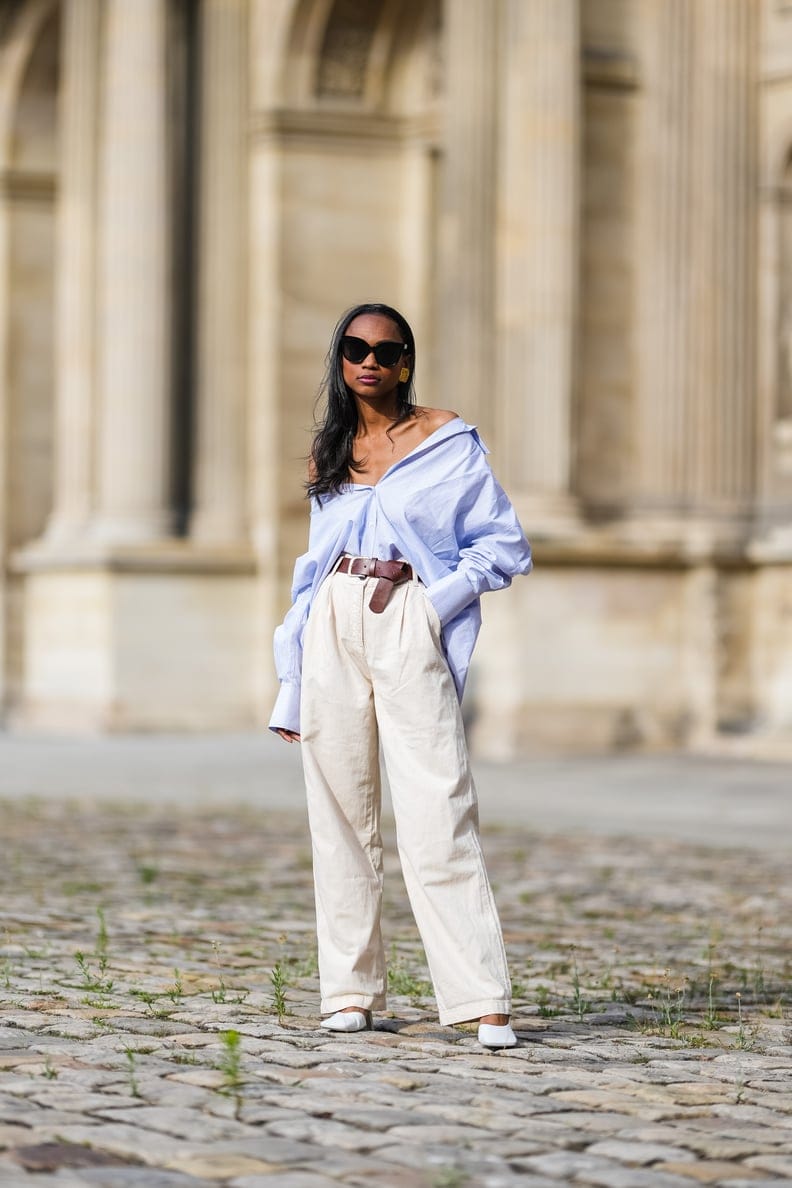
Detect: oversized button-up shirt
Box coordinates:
(269, 417, 533, 734)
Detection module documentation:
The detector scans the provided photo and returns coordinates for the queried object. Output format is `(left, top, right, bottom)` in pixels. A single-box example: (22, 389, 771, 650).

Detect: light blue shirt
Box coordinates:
(269, 417, 533, 734)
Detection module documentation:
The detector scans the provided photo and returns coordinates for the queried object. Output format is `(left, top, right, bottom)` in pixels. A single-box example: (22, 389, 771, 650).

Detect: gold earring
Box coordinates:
(399, 366, 410, 383)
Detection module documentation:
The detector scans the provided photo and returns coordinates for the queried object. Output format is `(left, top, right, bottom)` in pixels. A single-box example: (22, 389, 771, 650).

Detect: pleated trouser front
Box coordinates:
(299, 565, 511, 1026)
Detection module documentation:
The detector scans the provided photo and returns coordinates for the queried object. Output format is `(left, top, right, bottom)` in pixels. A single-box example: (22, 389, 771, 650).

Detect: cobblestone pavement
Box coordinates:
(1, 752, 791, 1187)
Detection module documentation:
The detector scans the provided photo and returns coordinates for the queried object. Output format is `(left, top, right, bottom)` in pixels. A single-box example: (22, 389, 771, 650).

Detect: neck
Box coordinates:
(354, 395, 402, 436)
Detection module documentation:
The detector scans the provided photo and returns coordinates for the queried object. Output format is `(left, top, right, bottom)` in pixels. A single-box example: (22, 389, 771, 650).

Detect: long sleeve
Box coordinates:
(268, 549, 316, 734)
(268, 496, 355, 734)
(420, 442, 533, 626)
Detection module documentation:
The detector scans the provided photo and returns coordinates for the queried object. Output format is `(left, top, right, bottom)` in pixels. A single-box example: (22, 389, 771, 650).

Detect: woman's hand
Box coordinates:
(274, 729, 301, 744)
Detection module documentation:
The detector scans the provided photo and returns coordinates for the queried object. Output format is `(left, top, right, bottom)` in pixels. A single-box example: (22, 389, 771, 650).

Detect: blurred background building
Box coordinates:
(0, 0, 791, 758)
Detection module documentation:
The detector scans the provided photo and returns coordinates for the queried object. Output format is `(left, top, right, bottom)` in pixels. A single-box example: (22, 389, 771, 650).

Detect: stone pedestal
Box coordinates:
(471, 548, 717, 758)
(12, 547, 257, 731)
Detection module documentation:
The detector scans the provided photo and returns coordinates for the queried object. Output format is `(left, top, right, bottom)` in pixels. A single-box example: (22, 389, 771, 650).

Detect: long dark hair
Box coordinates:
(307, 302, 417, 500)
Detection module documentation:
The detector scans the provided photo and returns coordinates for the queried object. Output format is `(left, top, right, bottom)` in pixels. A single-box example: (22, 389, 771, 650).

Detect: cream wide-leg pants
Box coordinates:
(299, 562, 511, 1026)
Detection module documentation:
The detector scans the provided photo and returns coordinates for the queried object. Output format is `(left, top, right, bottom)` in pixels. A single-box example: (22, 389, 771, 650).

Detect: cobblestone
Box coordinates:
(1, 752, 791, 1187)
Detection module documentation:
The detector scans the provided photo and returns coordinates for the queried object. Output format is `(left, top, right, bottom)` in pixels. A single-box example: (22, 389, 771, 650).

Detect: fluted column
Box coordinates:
(635, 0, 757, 515)
(190, 0, 248, 543)
(689, 0, 757, 507)
(634, 0, 693, 507)
(437, 0, 498, 439)
(92, 0, 172, 543)
(495, 0, 580, 511)
(44, 0, 100, 543)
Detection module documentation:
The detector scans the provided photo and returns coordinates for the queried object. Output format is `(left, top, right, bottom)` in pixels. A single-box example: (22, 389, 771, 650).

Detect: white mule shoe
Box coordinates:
(478, 1021, 517, 1049)
(320, 1009, 372, 1033)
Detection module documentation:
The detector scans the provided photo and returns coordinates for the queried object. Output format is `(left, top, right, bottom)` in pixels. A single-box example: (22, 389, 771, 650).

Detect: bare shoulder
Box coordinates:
(414, 407, 460, 436)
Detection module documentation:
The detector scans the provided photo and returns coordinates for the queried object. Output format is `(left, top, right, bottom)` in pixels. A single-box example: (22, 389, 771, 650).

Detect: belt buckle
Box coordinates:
(347, 554, 370, 580)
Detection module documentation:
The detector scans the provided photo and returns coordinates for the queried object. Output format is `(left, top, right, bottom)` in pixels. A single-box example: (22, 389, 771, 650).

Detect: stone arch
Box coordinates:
(264, 0, 444, 482)
(0, 0, 57, 168)
(284, 0, 441, 113)
(252, 0, 446, 669)
(1, 0, 58, 549)
(0, 0, 59, 714)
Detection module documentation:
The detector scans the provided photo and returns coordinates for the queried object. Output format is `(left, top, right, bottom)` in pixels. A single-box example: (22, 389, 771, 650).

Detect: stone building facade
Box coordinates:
(1, 0, 791, 757)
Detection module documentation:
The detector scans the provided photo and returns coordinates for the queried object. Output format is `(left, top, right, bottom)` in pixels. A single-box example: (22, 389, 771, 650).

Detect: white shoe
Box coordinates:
(320, 1009, 372, 1033)
(478, 1022, 517, 1049)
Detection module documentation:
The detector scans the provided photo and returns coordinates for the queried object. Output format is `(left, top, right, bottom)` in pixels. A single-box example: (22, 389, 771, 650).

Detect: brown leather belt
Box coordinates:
(336, 555, 415, 613)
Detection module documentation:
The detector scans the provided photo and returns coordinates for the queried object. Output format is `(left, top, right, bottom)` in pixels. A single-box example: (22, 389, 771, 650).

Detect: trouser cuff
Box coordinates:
(439, 998, 511, 1026)
(321, 992, 387, 1014)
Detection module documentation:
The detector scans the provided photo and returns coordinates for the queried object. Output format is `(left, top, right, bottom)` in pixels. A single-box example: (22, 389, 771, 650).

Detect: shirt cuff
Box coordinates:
(424, 568, 478, 626)
(268, 681, 301, 735)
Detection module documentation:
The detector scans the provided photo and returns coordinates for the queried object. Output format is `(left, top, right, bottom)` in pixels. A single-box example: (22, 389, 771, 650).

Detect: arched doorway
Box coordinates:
(248, 0, 444, 724)
(276, 0, 444, 473)
(0, 0, 59, 717)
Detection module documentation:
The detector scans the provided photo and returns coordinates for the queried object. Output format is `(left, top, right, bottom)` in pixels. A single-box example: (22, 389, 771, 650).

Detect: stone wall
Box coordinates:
(0, 0, 791, 758)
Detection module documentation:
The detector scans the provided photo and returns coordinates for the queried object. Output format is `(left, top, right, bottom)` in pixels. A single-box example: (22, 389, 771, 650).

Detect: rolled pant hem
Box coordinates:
(321, 994, 387, 1014)
(440, 999, 512, 1027)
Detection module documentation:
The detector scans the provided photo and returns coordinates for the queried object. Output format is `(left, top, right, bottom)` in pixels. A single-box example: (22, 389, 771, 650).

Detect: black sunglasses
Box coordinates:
(340, 336, 407, 368)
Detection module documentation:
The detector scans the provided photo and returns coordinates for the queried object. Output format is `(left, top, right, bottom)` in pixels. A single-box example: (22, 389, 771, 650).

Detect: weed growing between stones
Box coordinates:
(209, 940, 252, 1005)
(168, 969, 184, 1004)
(270, 961, 289, 1022)
(123, 1047, 141, 1098)
(535, 984, 558, 1017)
(431, 1169, 469, 1188)
(218, 1029, 242, 1089)
(96, 906, 109, 953)
(510, 977, 527, 1000)
(217, 1029, 245, 1118)
(387, 945, 433, 1005)
(136, 862, 159, 886)
(704, 974, 721, 1029)
(619, 960, 778, 1050)
(73, 907, 114, 999)
(570, 949, 592, 1021)
(635, 970, 689, 1040)
(733, 992, 758, 1050)
(130, 988, 158, 1013)
(750, 926, 766, 1000)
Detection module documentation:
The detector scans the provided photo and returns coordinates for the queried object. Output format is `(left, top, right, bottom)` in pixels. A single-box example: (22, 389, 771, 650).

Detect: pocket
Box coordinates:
(419, 586, 443, 635)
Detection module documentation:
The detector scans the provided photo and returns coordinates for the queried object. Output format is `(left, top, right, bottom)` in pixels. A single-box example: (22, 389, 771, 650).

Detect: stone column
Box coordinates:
(635, 0, 757, 517)
(437, 0, 498, 439)
(190, 0, 248, 543)
(92, 0, 172, 543)
(688, 0, 757, 507)
(44, 0, 100, 543)
(634, 0, 694, 509)
(495, 0, 580, 516)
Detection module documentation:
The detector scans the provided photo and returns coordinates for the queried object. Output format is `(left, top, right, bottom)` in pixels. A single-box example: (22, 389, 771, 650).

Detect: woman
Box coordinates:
(270, 302, 532, 1049)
